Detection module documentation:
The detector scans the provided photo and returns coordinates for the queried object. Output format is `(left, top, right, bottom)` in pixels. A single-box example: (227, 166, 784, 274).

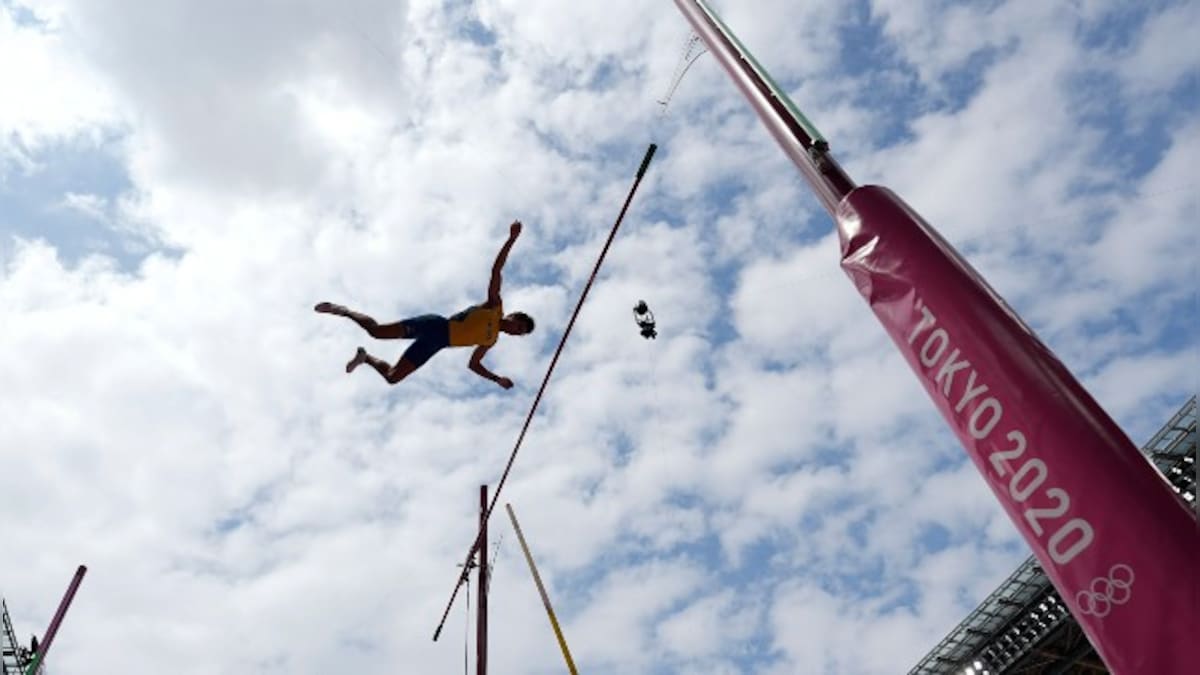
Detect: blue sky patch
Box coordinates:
(2, 0, 45, 28)
(0, 137, 157, 271)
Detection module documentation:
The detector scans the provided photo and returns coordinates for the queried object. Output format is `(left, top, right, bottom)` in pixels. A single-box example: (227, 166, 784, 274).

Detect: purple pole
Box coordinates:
(24, 565, 86, 675)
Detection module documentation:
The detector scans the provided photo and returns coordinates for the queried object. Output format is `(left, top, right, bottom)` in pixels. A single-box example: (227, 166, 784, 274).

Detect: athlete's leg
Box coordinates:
(347, 348, 420, 384)
(349, 327, 445, 384)
(315, 302, 411, 339)
(345, 347, 369, 373)
(343, 314, 448, 385)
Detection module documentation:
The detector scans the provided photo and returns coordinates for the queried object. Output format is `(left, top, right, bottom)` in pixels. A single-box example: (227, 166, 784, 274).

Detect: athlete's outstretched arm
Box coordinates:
(487, 220, 522, 306)
(468, 345, 512, 389)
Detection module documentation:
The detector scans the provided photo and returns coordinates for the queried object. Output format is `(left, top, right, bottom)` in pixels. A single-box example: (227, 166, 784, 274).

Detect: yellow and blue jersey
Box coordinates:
(448, 303, 502, 347)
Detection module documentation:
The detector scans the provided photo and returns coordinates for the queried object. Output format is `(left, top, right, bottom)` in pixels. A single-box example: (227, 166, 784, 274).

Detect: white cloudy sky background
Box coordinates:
(1, 0, 1196, 673)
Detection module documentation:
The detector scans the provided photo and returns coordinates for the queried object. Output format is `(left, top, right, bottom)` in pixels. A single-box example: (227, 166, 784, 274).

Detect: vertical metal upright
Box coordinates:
(477, 485, 488, 675)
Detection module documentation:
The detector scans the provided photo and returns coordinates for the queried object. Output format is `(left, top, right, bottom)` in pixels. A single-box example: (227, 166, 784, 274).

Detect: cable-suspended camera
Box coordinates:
(633, 300, 657, 339)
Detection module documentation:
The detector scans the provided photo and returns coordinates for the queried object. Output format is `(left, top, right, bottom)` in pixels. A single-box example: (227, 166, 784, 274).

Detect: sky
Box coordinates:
(0, 0, 1196, 673)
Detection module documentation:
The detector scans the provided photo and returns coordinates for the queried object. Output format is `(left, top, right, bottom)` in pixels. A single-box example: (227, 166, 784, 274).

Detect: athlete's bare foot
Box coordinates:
(315, 302, 349, 315)
(346, 347, 368, 373)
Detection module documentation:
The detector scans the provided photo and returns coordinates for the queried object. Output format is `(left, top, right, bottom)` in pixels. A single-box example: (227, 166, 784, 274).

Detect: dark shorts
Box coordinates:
(400, 314, 450, 367)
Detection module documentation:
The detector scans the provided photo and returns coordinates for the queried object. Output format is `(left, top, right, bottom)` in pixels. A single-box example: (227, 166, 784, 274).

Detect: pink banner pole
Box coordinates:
(837, 189, 1197, 673)
(672, 1, 1199, 672)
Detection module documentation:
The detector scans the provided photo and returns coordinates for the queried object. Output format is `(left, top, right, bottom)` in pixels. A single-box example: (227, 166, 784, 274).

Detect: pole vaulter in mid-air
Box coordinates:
(315, 221, 536, 389)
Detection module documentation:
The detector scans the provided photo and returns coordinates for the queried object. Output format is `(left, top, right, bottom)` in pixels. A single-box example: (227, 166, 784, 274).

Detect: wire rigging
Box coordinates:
(487, 533, 504, 595)
(657, 31, 707, 116)
(432, 143, 659, 641)
(462, 581, 470, 675)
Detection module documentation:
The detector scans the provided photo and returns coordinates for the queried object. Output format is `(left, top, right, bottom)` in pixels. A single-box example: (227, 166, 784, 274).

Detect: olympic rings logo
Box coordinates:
(1075, 564, 1135, 617)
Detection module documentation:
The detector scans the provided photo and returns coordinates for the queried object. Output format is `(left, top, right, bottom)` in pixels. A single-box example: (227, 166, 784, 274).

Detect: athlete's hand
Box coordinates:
(510, 221, 522, 238)
(496, 376, 514, 389)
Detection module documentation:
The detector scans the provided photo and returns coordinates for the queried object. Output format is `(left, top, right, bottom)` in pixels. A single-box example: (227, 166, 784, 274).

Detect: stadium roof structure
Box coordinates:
(1, 598, 32, 675)
(909, 395, 1197, 675)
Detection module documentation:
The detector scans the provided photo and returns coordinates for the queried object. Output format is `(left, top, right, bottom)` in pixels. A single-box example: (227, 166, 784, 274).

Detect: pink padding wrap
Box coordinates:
(837, 185, 1197, 674)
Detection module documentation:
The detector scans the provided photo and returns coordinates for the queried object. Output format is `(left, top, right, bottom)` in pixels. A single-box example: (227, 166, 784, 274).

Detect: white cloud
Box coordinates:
(0, 6, 120, 170)
(58, 192, 109, 222)
(1117, 1, 1200, 99)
